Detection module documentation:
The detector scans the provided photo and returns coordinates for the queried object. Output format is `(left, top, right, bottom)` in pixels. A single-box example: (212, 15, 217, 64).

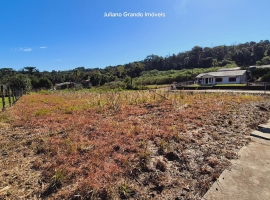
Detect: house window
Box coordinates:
(229, 77, 236, 82)
(216, 78, 222, 82)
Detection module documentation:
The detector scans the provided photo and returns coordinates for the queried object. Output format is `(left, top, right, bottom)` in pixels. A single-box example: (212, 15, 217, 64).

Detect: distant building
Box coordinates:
(195, 70, 247, 85)
(81, 80, 92, 88)
(249, 65, 270, 70)
(217, 67, 241, 71)
(55, 82, 75, 90)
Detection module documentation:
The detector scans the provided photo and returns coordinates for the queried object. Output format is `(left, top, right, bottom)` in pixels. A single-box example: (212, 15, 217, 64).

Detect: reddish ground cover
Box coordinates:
(1, 90, 270, 199)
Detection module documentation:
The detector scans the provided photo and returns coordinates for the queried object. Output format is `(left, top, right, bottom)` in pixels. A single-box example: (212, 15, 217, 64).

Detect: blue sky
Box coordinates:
(0, 0, 269, 72)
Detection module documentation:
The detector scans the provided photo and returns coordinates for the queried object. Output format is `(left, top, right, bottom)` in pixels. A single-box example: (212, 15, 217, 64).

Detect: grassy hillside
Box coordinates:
(133, 63, 238, 86)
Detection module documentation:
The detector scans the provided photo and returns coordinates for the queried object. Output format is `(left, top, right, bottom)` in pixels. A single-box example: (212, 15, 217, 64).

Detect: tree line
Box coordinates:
(1, 40, 270, 91)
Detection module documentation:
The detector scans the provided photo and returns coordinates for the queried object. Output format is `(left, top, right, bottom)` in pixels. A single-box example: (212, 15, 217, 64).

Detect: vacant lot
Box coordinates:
(0, 90, 270, 199)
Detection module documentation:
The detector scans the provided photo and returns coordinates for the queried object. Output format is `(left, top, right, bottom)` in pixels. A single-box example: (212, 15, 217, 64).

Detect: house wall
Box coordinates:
(215, 74, 248, 84)
(239, 72, 247, 83)
(214, 76, 241, 84)
(197, 76, 215, 85)
(196, 71, 247, 85)
(197, 75, 247, 85)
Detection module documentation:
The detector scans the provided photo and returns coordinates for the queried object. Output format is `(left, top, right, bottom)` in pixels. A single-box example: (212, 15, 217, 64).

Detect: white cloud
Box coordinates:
(23, 48, 32, 52)
(40, 46, 47, 49)
(12, 47, 32, 52)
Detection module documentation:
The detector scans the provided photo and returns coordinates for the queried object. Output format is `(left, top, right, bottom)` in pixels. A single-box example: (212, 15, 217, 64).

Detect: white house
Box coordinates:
(195, 70, 247, 85)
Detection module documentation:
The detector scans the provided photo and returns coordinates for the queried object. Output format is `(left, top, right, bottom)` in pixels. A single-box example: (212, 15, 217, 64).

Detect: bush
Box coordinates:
(251, 68, 270, 80)
(8, 74, 32, 93)
(262, 56, 270, 65)
(102, 81, 126, 90)
(261, 72, 270, 82)
(38, 77, 53, 89)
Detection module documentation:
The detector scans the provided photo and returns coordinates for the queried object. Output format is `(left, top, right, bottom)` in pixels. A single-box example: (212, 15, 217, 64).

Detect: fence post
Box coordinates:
(12, 88, 15, 103)
(15, 88, 20, 101)
(14, 88, 18, 102)
(18, 88, 21, 99)
(1, 85, 6, 111)
(7, 86, 11, 106)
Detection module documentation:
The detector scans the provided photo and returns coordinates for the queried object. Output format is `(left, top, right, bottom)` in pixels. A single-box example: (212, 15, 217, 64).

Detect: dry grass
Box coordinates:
(0, 90, 270, 199)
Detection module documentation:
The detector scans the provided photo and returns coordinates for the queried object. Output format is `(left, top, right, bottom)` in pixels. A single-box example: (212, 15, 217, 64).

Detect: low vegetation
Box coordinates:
(0, 90, 270, 199)
(132, 65, 235, 86)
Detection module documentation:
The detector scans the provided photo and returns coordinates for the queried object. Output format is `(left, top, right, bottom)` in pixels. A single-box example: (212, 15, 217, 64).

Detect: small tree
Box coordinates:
(38, 77, 53, 89)
(262, 56, 270, 65)
(261, 72, 270, 82)
(9, 74, 32, 93)
(256, 61, 262, 66)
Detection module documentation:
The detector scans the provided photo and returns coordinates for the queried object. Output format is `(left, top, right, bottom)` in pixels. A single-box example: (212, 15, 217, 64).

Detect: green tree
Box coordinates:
(38, 76, 53, 89)
(9, 74, 32, 93)
(251, 43, 264, 62)
(212, 59, 218, 67)
(261, 72, 270, 82)
(22, 66, 39, 75)
(0, 68, 17, 84)
(30, 76, 40, 89)
(127, 62, 145, 86)
(261, 56, 270, 65)
(233, 48, 251, 66)
(72, 69, 81, 82)
(89, 71, 102, 86)
(256, 61, 262, 66)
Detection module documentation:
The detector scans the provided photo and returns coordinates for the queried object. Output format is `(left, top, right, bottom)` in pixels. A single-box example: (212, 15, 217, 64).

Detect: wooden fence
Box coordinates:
(0, 85, 24, 111)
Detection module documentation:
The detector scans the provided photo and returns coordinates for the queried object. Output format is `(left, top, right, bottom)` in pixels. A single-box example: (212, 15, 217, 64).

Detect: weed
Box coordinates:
(34, 109, 50, 117)
(0, 113, 11, 123)
(168, 125, 176, 131)
(52, 168, 65, 187)
(158, 139, 170, 155)
(138, 149, 151, 171)
(173, 133, 181, 143)
(63, 107, 75, 114)
(38, 90, 51, 95)
(118, 182, 135, 199)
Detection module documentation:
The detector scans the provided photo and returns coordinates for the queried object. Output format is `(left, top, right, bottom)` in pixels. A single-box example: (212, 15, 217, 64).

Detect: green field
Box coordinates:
(144, 84, 170, 89)
(185, 83, 246, 87)
(215, 84, 246, 86)
(0, 97, 15, 109)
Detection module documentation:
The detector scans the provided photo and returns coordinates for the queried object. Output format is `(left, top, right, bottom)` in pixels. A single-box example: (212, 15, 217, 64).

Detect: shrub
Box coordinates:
(8, 74, 32, 93)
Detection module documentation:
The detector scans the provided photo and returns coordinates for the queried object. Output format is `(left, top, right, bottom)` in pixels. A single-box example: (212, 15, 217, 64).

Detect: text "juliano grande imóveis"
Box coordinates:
(104, 12, 165, 18)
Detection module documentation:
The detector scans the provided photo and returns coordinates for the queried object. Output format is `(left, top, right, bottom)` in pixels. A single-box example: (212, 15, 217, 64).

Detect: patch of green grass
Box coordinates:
(215, 84, 246, 86)
(144, 84, 170, 89)
(185, 83, 246, 87)
(0, 97, 14, 108)
(34, 108, 51, 116)
(185, 84, 203, 87)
